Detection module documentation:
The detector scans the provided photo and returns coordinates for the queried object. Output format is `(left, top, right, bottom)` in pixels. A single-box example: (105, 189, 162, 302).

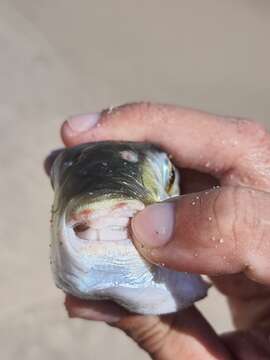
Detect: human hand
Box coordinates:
(48, 103, 270, 359)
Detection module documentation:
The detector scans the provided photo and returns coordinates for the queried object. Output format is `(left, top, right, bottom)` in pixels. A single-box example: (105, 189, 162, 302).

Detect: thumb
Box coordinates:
(131, 186, 270, 285)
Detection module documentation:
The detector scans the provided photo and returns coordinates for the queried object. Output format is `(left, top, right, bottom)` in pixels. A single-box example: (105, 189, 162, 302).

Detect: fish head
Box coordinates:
(50, 141, 179, 208)
(49, 142, 207, 314)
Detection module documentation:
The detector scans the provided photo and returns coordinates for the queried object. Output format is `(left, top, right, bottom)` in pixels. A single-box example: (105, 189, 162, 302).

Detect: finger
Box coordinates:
(211, 273, 270, 301)
(131, 186, 270, 285)
(209, 273, 270, 329)
(65, 295, 128, 322)
(115, 307, 232, 360)
(65, 296, 232, 359)
(222, 327, 270, 359)
(61, 103, 270, 190)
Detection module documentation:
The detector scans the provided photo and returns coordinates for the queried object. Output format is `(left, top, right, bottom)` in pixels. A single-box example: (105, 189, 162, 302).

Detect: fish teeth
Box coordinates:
(90, 216, 129, 229)
(98, 228, 128, 241)
(75, 226, 129, 242)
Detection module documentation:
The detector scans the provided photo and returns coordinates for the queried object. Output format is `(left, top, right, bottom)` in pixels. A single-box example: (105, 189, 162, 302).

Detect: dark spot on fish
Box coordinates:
(73, 222, 90, 233)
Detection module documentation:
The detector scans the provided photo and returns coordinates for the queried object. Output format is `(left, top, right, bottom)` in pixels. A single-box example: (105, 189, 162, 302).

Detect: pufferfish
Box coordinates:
(50, 141, 208, 315)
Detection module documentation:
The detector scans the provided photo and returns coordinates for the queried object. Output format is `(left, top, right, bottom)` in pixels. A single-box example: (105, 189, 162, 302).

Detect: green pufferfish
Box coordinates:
(50, 141, 208, 315)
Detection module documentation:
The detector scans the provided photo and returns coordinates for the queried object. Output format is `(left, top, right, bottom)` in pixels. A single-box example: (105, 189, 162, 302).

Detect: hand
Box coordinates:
(49, 103, 270, 359)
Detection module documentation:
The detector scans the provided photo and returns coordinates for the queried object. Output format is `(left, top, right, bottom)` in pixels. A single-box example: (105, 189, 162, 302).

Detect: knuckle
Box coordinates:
(118, 316, 173, 356)
(231, 119, 270, 188)
(230, 187, 263, 257)
(236, 118, 268, 142)
(212, 187, 261, 256)
(103, 102, 156, 126)
(113, 101, 154, 116)
(211, 188, 236, 240)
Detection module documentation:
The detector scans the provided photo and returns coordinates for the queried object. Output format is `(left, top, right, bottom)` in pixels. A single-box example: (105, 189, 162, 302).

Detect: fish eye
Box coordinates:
(166, 166, 176, 193)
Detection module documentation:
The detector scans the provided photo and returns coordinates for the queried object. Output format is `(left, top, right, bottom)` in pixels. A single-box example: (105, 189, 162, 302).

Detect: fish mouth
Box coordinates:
(65, 198, 145, 244)
(52, 197, 150, 294)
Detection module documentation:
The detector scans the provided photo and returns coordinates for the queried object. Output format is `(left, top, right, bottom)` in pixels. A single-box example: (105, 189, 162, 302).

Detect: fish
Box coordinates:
(50, 141, 208, 315)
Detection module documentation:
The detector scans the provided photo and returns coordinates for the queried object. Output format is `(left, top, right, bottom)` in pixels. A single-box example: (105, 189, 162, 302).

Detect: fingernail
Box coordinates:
(67, 112, 100, 133)
(132, 202, 175, 248)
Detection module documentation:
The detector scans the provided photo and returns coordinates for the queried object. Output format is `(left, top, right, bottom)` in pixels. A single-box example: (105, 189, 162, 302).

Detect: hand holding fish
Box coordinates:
(48, 103, 270, 359)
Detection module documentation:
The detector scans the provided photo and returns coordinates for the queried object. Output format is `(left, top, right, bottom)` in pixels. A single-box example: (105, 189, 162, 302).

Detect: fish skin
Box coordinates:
(50, 141, 208, 315)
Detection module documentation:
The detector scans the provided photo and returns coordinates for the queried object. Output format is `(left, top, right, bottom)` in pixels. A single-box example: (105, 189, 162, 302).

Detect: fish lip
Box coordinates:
(65, 193, 144, 221)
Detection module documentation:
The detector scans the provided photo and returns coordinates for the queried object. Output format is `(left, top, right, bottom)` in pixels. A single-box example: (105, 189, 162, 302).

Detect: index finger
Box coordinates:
(65, 296, 232, 359)
(61, 103, 270, 190)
